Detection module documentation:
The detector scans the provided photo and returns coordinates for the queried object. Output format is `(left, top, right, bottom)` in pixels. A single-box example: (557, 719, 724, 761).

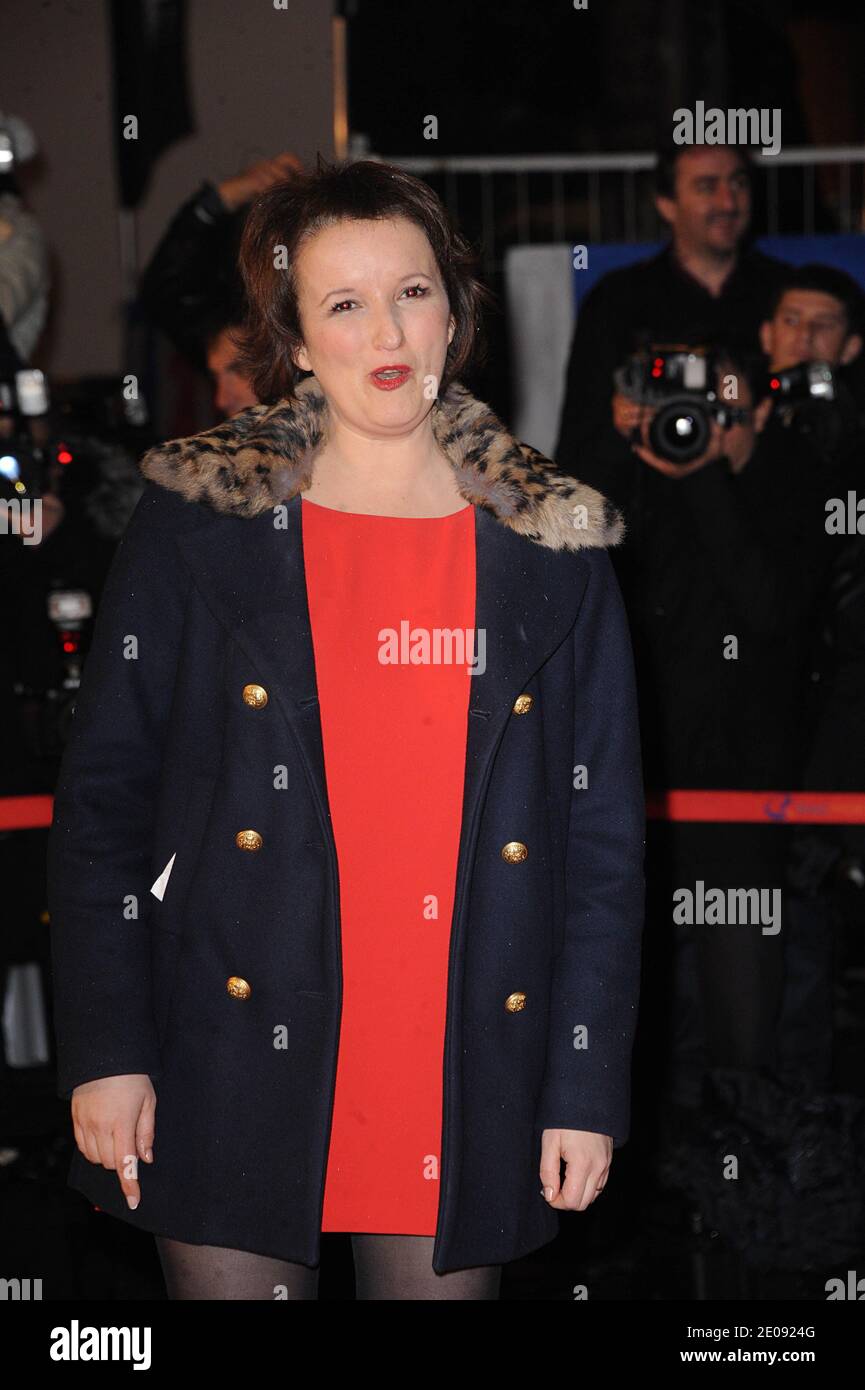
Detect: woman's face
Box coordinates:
(292, 215, 456, 438)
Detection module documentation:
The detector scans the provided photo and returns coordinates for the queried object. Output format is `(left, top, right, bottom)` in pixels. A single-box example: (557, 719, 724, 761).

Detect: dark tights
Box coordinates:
(155, 1233, 502, 1300)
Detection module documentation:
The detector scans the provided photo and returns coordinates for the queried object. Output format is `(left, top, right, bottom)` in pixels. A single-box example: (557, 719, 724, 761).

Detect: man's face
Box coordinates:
(206, 328, 259, 417)
(760, 289, 862, 372)
(655, 148, 751, 258)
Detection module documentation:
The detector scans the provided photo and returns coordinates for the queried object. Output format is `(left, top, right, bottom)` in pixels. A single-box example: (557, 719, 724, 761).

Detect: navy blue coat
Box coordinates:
(47, 376, 646, 1273)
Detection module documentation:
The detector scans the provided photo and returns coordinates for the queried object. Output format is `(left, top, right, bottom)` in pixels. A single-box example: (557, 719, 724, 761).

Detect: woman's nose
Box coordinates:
(370, 309, 404, 350)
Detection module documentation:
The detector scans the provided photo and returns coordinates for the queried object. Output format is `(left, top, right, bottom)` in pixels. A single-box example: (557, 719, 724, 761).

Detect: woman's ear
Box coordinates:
(294, 344, 312, 373)
(447, 315, 456, 345)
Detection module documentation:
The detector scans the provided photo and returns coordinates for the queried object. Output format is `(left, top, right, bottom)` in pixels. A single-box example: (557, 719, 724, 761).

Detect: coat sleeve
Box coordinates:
(46, 482, 193, 1099)
(533, 547, 646, 1147)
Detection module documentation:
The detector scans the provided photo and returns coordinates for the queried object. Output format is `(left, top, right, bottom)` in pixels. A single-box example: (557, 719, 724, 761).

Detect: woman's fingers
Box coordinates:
(112, 1124, 142, 1209)
(539, 1129, 612, 1210)
(538, 1127, 563, 1203)
(136, 1092, 156, 1164)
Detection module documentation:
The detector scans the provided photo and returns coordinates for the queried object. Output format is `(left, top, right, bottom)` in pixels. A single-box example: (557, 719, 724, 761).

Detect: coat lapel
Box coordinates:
(175, 493, 590, 845)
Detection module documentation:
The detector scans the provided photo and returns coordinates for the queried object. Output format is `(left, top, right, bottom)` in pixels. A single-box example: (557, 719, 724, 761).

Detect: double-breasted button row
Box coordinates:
(504, 699, 530, 1013)
(226, 974, 524, 1014)
(233, 677, 527, 1010)
(239, 685, 268, 848)
(223, 975, 526, 1013)
(229, 686, 267, 996)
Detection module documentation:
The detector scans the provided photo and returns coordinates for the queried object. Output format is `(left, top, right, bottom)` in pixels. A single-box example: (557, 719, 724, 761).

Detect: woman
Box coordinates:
(47, 158, 646, 1301)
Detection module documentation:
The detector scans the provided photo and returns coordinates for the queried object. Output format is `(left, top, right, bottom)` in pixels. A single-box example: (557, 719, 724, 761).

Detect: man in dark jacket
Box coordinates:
(758, 263, 865, 1086)
(554, 142, 788, 511)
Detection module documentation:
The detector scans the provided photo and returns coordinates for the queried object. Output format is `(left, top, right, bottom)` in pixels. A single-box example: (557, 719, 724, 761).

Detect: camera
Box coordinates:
(765, 360, 835, 405)
(764, 360, 862, 461)
(614, 345, 748, 464)
(0, 368, 51, 502)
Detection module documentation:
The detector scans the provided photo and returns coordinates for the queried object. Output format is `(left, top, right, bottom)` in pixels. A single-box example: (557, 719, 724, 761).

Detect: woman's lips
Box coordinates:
(369, 366, 412, 390)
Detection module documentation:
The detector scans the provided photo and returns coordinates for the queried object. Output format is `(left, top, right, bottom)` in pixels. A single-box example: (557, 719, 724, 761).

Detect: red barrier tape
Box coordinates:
(0, 795, 54, 830)
(4, 790, 865, 831)
(646, 791, 865, 824)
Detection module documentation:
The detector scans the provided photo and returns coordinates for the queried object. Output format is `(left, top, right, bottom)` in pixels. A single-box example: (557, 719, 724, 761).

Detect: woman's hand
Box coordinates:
(539, 1128, 613, 1210)
(71, 1074, 156, 1210)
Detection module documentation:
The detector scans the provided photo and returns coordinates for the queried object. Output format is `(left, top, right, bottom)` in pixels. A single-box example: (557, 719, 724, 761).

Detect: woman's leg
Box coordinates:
(351, 1233, 501, 1300)
(155, 1235, 320, 1300)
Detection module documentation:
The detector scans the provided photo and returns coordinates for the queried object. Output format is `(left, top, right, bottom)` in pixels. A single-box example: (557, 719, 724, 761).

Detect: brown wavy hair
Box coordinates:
(233, 155, 495, 404)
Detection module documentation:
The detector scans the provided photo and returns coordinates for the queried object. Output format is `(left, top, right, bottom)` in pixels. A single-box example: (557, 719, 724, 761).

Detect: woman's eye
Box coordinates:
(329, 285, 428, 313)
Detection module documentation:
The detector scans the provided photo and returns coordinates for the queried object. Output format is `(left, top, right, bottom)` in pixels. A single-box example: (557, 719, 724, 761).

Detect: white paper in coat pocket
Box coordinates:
(150, 852, 177, 901)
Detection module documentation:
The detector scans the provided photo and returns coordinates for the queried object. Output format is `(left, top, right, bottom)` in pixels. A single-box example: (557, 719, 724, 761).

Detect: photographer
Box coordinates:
(554, 141, 787, 512)
(760, 263, 865, 470)
(137, 152, 302, 416)
(618, 348, 844, 1116)
(759, 265, 865, 1088)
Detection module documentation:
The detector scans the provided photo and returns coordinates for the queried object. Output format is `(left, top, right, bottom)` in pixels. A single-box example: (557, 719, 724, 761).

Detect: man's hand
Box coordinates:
(612, 391, 645, 439)
(217, 152, 303, 212)
(539, 1128, 612, 1211)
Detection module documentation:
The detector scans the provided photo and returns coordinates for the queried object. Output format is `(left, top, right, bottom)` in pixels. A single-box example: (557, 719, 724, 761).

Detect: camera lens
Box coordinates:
(649, 399, 711, 463)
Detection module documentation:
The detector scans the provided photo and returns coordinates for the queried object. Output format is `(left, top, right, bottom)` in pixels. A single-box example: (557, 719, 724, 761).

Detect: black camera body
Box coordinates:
(764, 360, 863, 461)
(0, 368, 51, 501)
(614, 344, 748, 464)
(765, 360, 836, 405)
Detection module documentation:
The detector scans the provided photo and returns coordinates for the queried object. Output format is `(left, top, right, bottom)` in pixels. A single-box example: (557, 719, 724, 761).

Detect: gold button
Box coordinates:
(501, 841, 528, 863)
(242, 683, 268, 709)
(227, 976, 252, 1000)
(512, 693, 533, 715)
(505, 991, 527, 1012)
(235, 829, 263, 852)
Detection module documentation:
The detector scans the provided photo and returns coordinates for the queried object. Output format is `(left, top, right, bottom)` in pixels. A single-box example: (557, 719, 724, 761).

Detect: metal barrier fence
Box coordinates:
(364, 146, 865, 277)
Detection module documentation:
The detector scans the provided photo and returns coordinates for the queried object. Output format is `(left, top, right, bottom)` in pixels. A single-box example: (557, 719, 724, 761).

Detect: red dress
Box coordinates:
(301, 495, 476, 1235)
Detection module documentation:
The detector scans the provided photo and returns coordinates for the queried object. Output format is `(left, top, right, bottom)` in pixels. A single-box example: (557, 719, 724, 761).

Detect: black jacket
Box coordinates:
(137, 180, 247, 371)
(614, 420, 846, 792)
